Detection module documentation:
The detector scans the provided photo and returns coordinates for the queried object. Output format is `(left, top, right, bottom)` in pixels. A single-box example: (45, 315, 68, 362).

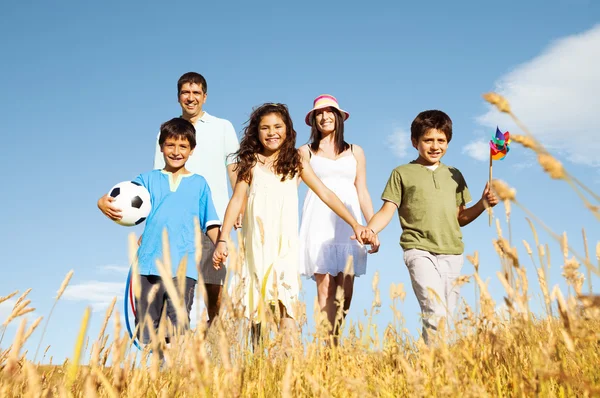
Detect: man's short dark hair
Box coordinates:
(158, 117, 196, 149)
(411, 110, 453, 143)
(177, 72, 207, 95)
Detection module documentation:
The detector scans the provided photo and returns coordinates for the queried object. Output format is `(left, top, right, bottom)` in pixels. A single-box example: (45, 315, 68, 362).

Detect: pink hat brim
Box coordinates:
(305, 100, 350, 126)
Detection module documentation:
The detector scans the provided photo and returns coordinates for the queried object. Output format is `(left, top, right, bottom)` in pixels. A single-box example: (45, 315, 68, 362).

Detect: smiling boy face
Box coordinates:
(412, 128, 448, 166)
(161, 136, 194, 171)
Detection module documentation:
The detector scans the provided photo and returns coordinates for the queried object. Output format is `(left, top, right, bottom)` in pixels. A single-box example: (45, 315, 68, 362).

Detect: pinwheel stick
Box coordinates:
(488, 152, 493, 226)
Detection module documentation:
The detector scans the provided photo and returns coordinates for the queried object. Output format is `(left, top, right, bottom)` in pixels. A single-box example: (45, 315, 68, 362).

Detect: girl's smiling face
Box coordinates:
(258, 112, 288, 156)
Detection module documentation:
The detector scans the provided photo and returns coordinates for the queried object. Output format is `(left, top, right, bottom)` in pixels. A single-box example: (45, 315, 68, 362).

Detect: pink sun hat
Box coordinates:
(305, 94, 350, 126)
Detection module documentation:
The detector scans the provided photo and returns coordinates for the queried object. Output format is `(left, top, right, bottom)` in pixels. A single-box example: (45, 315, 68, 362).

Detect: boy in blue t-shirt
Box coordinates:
(100, 117, 221, 344)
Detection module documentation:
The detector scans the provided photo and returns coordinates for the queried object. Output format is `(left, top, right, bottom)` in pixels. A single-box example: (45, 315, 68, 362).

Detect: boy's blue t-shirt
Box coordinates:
(133, 170, 220, 280)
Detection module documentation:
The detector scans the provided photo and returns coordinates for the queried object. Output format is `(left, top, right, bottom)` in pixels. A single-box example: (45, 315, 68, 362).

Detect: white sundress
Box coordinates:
(298, 147, 367, 278)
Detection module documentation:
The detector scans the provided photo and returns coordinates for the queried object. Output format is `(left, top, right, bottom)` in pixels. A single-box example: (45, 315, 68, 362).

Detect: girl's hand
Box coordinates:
(350, 224, 369, 245)
(233, 213, 243, 230)
(212, 241, 228, 269)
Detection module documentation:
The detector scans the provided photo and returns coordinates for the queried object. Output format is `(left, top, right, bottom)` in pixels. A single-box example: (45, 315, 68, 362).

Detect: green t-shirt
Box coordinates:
(381, 162, 472, 255)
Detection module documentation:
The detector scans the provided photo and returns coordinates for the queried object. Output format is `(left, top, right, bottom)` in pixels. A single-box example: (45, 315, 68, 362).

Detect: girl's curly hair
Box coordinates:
(233, 103, 302, 183)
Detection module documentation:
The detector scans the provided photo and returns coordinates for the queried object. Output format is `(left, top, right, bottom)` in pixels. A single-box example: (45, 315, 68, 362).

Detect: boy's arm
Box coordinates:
(367, 201, 398, 234)
(206, 225, 220, 245)
(300, 157, 369, 244)
(98, 172, 149, 220)
(199, 182, 223, 241)
(457, 182, 499, 227)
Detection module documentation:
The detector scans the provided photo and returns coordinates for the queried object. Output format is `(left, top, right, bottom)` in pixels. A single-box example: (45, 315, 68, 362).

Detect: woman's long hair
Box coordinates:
(308, 107, 349, 155)
(233, 103, 302, 183)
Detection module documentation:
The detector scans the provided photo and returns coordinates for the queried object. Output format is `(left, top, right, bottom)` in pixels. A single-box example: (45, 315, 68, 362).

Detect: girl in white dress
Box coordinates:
(299, 94, 379, 343)
(212, 103, 371, 348)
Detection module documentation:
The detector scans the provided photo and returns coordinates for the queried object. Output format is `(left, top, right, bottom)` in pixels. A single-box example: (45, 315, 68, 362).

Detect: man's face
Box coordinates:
(178, 82, 207, 119)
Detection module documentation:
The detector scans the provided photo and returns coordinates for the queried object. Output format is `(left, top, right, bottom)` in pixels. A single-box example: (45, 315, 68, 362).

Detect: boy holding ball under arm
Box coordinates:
(98, 117, 221, 345)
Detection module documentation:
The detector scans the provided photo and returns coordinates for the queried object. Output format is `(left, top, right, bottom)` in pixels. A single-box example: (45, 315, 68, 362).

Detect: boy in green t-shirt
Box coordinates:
(365, 110, 498, 343)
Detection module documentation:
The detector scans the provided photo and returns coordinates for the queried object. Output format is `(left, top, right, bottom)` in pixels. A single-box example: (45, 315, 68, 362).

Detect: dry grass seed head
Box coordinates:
(483, 92, 511, 113)
(522, 240, 533, 256)
(537, 153, 565, 179)
(14, 288, 33, 308)
(491, 180, 516, 201)
(56, 271, 74, 300)
(511, 134, 537, 150)
(466, 251, 479, 272)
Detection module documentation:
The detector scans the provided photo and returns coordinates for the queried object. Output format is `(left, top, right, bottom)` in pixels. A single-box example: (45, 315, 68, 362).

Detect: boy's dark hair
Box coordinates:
(411, 110, 453, 143)
(158, 118, 197, 149)
(234, 103, 302, 183)
(308, 107, 349, 155)
(177, 72, 207, 95)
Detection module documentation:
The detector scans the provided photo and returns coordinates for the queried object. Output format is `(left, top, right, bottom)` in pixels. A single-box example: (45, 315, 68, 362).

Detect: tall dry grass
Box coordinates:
(0, 94, 599, 397)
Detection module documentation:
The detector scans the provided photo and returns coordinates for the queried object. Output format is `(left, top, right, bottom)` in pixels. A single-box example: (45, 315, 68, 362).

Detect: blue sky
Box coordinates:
(1, 0, 599, 363)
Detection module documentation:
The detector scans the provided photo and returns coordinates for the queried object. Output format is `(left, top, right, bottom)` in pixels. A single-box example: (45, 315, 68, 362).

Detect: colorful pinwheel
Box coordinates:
(490, 127, 510, 160)
(487, 126, 510, 226)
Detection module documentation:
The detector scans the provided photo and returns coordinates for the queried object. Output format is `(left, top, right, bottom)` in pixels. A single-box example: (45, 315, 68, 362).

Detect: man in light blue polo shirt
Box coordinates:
(153, 72, 240, 326)
(99, 72, 240, 327)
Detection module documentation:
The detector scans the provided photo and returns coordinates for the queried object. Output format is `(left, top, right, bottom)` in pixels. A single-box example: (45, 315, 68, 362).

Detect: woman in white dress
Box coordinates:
(298, 94, 379, 343)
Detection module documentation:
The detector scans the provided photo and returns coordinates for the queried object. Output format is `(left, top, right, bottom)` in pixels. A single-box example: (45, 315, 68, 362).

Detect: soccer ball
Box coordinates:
(107, 181, 151, 226)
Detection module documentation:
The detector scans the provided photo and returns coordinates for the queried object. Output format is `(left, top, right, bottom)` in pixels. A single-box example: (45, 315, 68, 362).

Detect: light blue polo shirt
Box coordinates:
(134, 170, 220, 280)
(153, 112, 239, 221)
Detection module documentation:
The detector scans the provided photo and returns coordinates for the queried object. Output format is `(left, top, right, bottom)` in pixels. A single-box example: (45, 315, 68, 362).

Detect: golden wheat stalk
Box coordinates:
(23, 316, 43, 342)
(97, 297, 116, 342)
(65, 306, 91, 391)
(0, 290, 18, 306)
(485, 92, 599, 220)
(34, 269, 74, 363)
(24, 361, 42, 398)
(3, 317, 27, 375)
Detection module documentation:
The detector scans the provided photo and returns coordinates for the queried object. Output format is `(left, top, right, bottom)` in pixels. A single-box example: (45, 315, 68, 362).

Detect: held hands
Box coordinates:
(350, 224, 368, 245)
(359, 228, 380, 254)
(212, 241, 228, 270)
(97, 194, 122, 221)
(482, 182, 500, 208)
(350, 225, 380, 254)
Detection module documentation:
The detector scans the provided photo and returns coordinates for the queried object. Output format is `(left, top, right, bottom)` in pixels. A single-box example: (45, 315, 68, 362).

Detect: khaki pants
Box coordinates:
(403, 248, 463, 344)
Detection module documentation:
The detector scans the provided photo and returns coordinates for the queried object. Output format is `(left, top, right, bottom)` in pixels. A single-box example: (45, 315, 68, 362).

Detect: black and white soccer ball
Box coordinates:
(107, 181, 151, 226)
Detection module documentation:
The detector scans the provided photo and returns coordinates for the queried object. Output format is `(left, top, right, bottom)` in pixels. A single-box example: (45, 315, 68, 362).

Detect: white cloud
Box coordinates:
(476, 24, 600, 166)
(62, 281, 123, 312)
(462, 140, 490, 162)
(387, 127, 411, 158)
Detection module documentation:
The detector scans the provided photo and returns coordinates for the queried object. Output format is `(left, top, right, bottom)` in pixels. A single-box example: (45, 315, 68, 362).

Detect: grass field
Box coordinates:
(1, 93, 599, 397)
